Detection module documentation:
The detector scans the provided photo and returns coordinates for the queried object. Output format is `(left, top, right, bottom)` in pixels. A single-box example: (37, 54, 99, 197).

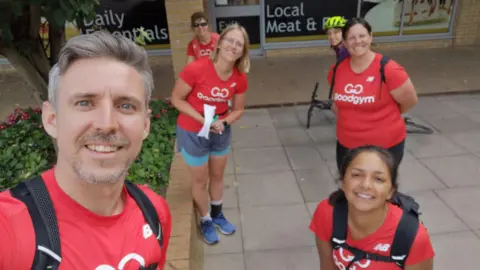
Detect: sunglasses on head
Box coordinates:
(193, 22, 208, 27)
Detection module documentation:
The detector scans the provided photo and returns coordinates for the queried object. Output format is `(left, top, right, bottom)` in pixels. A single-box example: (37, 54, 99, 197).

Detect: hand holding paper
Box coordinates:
(197, 104, 216, 139)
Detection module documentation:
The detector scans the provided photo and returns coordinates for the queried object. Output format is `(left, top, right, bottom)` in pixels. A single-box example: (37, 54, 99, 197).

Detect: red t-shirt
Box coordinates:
(0, 168, 172, 270)
(187, 32, 220, 60)
(177, 57, 248, 132)
(328, 53, 408, 148)
(309, 199, 435, 269)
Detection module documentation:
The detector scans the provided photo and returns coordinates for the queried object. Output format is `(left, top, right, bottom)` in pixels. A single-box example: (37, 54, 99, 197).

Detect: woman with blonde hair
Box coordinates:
(171, 23, 250, 244)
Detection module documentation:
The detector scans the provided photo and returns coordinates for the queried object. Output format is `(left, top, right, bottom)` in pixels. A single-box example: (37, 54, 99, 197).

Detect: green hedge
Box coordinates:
(0, 99, 179, 193)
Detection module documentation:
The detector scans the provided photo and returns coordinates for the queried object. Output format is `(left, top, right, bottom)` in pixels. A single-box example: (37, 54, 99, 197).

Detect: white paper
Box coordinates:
(197, 104, 216, 139)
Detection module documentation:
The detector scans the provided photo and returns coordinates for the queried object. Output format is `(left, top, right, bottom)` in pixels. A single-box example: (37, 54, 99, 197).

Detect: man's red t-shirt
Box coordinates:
(187, 32, 220, 60)
(0, 168, 171, 270)
(177, 57, 248, 132)
(328, 53, 408, 149)
(309, 199, 435, 269)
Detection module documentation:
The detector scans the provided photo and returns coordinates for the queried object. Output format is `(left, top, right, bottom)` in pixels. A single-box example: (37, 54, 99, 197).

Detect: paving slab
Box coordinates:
(206, 93, 480, 269)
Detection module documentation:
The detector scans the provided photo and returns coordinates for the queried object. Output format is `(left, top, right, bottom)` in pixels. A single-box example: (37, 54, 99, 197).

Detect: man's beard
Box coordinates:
(72, 157, 134, 184)
(71, 131, 134, 184)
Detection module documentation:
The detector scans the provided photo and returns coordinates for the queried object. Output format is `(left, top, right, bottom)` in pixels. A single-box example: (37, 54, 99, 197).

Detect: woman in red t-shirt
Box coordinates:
(310, 145, 435, 270)
(329, 17, 418, 171)
(186, 11, 220, 64)
(171, 23, 250, 245)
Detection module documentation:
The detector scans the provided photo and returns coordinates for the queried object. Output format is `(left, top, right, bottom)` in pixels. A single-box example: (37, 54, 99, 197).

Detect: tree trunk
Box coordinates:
(48, 24, 65, 66)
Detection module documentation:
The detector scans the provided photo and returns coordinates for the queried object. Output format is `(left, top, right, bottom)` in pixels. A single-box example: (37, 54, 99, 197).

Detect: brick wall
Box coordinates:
(164, 0, 204, 78)
(453, 0, 480, 46)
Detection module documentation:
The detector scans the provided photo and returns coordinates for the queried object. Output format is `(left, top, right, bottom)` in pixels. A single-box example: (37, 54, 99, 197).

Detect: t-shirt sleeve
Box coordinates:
(187, 41, 195, 57)
(309, 199, 333, 242)
(235, 73, 248, 95)
(141, 187, 172, 270)
(384, 59, 409, 92)
(0, 203, 14, 267)
(178, 61, 199, 88)
(404, 223, 435, 266)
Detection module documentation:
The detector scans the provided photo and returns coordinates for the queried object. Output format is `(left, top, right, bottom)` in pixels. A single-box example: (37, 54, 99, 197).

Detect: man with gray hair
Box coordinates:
(0, 31, 171, 269)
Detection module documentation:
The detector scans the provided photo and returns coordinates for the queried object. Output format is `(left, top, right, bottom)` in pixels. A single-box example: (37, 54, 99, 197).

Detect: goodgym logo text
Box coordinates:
(197, 86, 230, 103)
(334, 83, 375, 105)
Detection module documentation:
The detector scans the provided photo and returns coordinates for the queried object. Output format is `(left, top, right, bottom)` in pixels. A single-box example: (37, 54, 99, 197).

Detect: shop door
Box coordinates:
(210, 0, 264, 56)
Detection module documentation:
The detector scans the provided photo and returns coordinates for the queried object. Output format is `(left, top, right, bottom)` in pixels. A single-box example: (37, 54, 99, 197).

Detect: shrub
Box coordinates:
(0, 99, 178, 193)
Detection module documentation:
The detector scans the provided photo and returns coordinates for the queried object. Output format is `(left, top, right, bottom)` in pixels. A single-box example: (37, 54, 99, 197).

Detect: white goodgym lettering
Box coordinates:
(196, 86, 230, 103)
(211, 87, 229, 98)
(95, 253, 145, 270)
(334, 93, 375, 104)
(197, 93, 227, 102)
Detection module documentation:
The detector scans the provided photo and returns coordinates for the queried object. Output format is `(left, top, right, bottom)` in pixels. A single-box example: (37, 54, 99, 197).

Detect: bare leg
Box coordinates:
(188, 163, 210, 217)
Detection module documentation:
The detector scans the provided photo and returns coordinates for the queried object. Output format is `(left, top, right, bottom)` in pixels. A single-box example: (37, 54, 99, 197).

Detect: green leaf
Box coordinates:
(53, 9, 66, 28)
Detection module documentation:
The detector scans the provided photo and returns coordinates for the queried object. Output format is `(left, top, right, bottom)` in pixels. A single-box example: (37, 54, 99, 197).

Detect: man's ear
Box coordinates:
(143, 108, 151, 140)
(42, 101, 57, 139)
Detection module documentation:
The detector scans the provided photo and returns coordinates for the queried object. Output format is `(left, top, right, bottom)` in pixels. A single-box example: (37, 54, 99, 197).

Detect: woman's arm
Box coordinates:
(170, 78, 204, 124)
(390, 78, 418, 114)
(316, 237, 337, 270)
(186, 56, 196, 64)
(405, 259, 433, 270)
(331, 103, 338, 115)
(223, 93, 246, 125)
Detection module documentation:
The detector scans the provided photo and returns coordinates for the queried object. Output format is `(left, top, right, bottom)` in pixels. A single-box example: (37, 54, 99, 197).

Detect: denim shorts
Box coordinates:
(176, 125, 232, 167)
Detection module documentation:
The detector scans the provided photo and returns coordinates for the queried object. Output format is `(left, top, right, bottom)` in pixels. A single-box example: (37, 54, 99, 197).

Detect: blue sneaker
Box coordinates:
(212, 212, 236, 235)
(201, 219, 219, 245)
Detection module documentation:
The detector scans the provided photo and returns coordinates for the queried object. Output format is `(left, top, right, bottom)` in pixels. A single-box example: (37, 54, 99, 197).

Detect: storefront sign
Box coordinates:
(216, 16, 261, 46)
(80, 0, 170, 48)
(264, 0, 358, 41)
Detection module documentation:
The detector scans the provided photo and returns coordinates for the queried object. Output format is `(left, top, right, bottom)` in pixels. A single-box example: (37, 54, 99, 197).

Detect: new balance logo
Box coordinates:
(373, 243, 390, 252)
(366, 76, 375, 82)
(143, 224, 153, 239)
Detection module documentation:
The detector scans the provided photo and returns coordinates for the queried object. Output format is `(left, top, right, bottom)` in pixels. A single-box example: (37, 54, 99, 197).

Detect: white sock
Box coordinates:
(210, 200, 223, 205)
(201, 214, 212, 223)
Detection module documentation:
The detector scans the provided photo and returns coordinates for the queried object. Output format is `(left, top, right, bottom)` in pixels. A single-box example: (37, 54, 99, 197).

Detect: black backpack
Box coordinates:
(330, 193, 421, 269)
(328, 55, 391, 101)
(9, 176, 164, 270)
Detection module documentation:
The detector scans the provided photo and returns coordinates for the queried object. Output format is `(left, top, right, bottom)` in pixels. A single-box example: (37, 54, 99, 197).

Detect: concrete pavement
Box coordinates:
(204, 93, 480, 270)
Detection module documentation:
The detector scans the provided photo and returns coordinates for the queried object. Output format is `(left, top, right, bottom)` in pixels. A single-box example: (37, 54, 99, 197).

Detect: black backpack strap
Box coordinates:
(9, 177, 62, 270)
(378, 55, 391, 100)
(389, 194, 421, 269)
(331, 200, 349, 249)
(328, 58, 346, 100)
(379, 55, 390, 84)
(125, 181, 163, 248)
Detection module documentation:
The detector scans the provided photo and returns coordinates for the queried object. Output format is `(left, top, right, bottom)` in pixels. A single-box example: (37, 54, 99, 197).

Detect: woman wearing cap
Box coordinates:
(171, 23, 250, 245)
(186, 11, 220, 64)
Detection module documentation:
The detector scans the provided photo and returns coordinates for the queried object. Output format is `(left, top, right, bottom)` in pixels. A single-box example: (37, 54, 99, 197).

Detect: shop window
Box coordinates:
(399, 0, 456, 35)
(360, 0, 401, 36)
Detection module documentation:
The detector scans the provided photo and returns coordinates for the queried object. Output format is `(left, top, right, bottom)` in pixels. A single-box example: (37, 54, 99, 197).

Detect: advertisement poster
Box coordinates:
(360, 0, 455, 36)
(264, 0, 359, 42)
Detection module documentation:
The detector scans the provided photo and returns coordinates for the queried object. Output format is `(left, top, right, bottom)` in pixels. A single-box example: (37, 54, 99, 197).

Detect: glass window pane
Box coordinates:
(400, 0, 456, 35)
(360, 0, 401, 36)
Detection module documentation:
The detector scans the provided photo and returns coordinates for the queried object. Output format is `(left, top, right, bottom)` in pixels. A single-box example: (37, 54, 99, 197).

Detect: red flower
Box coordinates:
(154, 114, 161, 119)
